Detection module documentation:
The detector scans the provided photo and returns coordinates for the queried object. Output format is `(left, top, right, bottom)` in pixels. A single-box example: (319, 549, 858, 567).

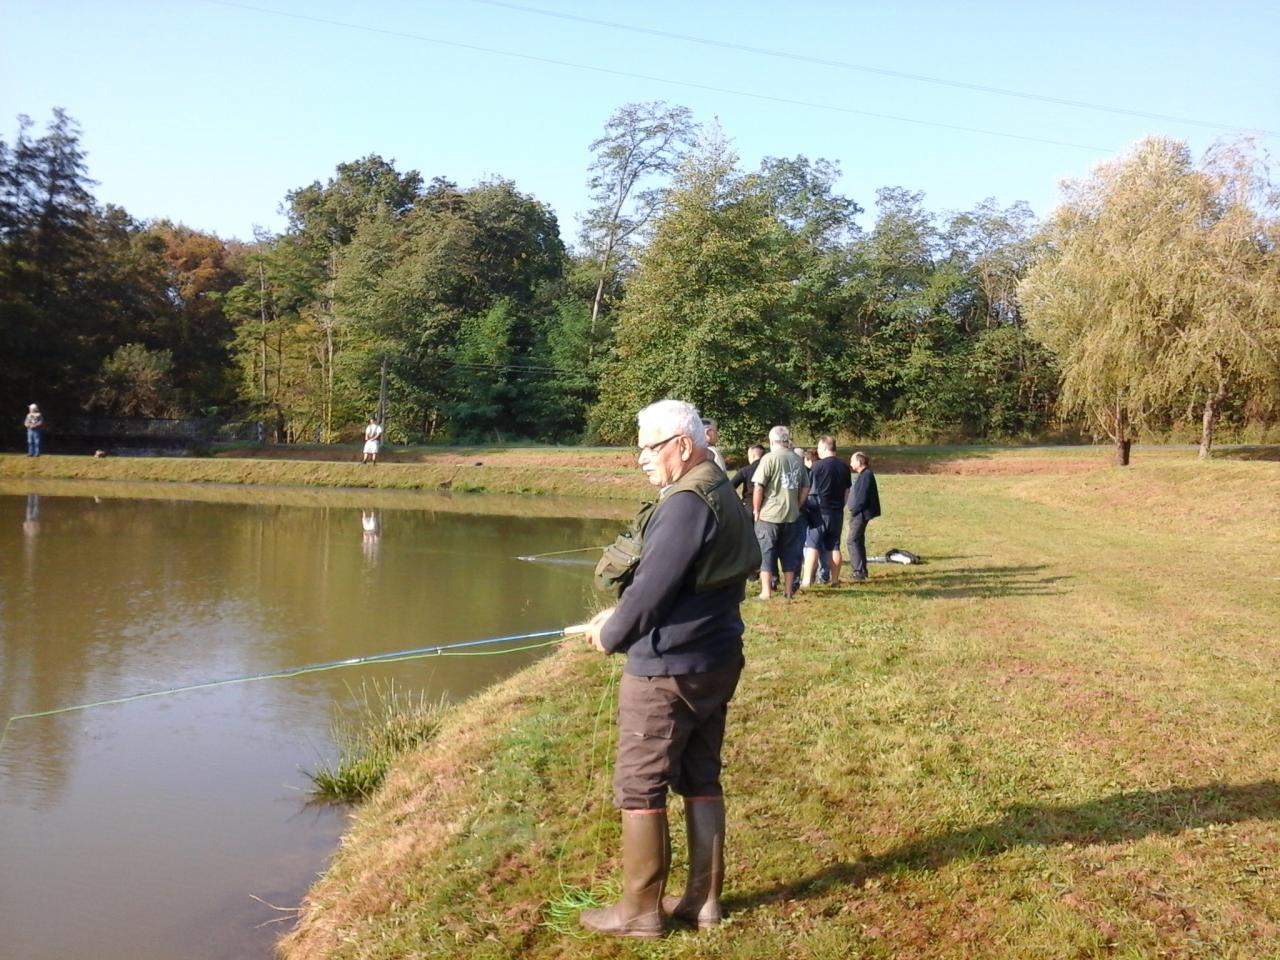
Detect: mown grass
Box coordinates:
(0, 451, 649, 500)
(274, 456, 1280, 959)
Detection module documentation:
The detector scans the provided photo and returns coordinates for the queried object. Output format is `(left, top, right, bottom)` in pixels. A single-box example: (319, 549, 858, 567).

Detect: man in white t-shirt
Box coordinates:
(361, 418, 384, 464)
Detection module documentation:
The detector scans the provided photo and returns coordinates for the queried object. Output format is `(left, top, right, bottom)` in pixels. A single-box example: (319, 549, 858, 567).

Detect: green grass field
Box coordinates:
(270, 455, 1279, 959)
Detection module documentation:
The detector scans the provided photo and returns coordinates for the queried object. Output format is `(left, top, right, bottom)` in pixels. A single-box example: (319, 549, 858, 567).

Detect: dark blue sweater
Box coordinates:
(599, 489, 746, 677)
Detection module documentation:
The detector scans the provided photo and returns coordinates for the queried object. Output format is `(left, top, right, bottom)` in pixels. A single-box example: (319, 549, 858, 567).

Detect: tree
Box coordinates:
(591, 133, 802, 446)
(331, 178, 567, 441)
(1021, 137, 1280, 463)
(0, 110, 100, 419)
(582, 102, 698, 338)
(86, 343, 180, 417)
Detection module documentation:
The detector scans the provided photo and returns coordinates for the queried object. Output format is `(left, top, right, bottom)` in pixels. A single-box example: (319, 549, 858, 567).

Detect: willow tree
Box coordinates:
(1177, 141, 1280, 457)
(1020, 137, 1280, 464)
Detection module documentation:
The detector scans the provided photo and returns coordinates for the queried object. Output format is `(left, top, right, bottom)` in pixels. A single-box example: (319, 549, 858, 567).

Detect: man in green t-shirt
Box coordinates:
(751, 425, 809, 599)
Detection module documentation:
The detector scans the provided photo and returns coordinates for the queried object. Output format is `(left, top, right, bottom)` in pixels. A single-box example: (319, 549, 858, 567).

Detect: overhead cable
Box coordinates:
(200, 0, 1114, 153)
(470, 0, 1277, 138)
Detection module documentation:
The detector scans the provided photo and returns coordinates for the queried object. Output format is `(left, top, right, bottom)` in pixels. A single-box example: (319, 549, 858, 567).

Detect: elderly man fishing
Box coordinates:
(582, 399, 760, 938)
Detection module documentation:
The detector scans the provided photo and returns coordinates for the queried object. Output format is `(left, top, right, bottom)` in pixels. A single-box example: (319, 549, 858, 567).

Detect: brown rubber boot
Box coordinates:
(662, 796, 726, 929)
(579, 809, 670, 938)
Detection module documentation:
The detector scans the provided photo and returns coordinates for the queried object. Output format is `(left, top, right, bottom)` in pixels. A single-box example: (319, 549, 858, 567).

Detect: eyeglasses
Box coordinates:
(637, 434, 682, 456)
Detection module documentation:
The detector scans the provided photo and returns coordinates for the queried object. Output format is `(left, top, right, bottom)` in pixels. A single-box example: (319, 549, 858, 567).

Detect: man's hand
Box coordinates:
(585, 607, 615, 653)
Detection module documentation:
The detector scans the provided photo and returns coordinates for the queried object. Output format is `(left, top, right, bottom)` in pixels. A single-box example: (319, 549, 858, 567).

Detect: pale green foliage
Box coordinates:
(1021, 136, 1280, 457)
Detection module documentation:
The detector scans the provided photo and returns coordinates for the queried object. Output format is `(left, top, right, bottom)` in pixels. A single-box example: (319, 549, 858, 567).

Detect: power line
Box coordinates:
(199, 0, 1114, 153)
(469, 0, 1278, 139)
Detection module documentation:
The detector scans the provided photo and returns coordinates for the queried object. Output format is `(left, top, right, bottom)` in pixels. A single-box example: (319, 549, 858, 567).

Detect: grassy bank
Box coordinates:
(0, 449, 650, 500)
(272, 456, 1279, 959)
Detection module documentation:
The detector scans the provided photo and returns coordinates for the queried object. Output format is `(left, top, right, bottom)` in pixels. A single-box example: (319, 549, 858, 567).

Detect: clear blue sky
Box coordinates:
(3, 0, 1277, 244)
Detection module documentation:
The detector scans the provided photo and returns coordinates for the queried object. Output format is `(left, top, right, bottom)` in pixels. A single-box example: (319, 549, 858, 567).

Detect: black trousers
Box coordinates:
(847, 511, 872, 579)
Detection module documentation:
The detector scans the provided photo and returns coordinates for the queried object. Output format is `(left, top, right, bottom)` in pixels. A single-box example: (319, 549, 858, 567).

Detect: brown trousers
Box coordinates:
(613, 666, 742, 810)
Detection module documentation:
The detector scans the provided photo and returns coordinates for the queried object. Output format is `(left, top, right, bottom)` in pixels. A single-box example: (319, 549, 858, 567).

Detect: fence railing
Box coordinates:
(52, 417, 265, 450)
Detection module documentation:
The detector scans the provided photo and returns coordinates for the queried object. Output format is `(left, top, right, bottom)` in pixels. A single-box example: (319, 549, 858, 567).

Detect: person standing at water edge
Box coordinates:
(361, 417, 383, 464)
(847, 451, 881, 582)
(23, 403, 43, 457)
(584, 399, 760, 938)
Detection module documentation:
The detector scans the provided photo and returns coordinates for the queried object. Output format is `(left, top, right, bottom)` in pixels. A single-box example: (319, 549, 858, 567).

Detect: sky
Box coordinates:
(2, 0, 1277, 245)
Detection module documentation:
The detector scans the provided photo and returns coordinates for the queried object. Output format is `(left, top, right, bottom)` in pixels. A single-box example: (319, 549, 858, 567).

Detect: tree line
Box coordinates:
(2, 106, 1276, 459)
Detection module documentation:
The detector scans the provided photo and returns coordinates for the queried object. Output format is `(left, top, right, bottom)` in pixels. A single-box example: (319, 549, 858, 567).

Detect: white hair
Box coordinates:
(637, 400, 707, 448)
(768, 424, 792, 447)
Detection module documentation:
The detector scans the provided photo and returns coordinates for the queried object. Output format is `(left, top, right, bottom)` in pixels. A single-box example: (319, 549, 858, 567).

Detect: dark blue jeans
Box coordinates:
(27, 429, 41, 456)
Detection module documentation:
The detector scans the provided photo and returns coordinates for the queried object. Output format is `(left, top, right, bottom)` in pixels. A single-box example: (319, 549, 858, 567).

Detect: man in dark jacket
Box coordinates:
(583, 399, 760, 938)
(847, 451, 881, 582)
(729, 444, 766, 505)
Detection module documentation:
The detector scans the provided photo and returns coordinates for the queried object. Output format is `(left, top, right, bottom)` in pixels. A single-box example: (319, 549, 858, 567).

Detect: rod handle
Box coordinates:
(561, 623, 591, 636)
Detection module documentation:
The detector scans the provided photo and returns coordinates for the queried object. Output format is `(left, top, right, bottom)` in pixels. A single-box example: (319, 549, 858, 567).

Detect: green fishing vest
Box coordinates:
(594, 458, 761, 596)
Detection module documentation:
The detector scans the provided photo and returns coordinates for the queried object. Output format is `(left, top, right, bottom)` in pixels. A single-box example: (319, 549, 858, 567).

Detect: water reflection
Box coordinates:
(0, 489, 618, 960)
(361, 509, 381, 563)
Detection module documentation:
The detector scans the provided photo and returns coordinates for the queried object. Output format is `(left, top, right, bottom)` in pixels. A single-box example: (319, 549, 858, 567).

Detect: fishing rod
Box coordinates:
(0, 623, 591, 751)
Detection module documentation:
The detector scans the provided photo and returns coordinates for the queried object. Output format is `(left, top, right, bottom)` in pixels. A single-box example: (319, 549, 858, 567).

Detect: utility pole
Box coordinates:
(378, 354, 388, 440)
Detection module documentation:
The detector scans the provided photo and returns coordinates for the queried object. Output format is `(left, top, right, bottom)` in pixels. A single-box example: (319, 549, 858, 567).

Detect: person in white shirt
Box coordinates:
(361, 418, 384, 464)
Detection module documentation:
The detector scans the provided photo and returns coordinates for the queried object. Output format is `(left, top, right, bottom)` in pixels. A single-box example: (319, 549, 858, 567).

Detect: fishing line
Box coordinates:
(515, 544, 606, 562)
(0, 624, 590, 752)
(546, 655, 622, 935)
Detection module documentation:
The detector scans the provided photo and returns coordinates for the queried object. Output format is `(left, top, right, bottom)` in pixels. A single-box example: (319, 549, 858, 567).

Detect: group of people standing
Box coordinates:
(727, 425, 880, 598)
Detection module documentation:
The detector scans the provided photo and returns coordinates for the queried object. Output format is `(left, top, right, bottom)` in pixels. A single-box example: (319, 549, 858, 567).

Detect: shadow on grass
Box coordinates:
(1214, 445, 1280, 462)
(730, 780, 1280, 911)
(856, 564, 1070, 599)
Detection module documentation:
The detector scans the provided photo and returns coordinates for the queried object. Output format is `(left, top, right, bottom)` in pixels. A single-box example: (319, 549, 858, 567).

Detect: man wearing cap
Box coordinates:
(583, 399, 760, 938)
(23, 404, 44, 457)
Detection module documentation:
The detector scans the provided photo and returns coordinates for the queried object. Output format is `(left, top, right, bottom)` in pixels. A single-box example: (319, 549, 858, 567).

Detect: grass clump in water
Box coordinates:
(308, 680, 449, 803)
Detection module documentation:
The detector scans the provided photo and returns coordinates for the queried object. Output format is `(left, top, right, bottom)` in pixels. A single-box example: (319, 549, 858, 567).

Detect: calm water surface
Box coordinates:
(0, 484, 619, 960)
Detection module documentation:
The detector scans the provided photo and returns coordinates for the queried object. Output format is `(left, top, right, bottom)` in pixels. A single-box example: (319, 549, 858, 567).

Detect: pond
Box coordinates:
(0, 482, 624, 960)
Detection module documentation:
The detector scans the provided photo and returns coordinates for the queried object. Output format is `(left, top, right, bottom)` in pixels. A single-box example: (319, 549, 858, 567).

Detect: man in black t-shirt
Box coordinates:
(802, 436, 853, 587)
(730, 444, 766, 506)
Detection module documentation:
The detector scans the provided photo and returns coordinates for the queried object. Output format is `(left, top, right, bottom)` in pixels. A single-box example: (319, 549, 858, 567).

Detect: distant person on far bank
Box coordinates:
(361, 417, 383, 464)
(701, 418, 727, 472)
(847, 451, 881, 582)
(23, 403, 44, 457)
(803, 436, 853, 587)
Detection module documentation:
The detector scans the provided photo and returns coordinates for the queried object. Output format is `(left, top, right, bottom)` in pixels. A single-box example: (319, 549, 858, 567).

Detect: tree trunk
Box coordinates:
(1198, 356, 1228, 460)
(1113, 404, 1131, 466)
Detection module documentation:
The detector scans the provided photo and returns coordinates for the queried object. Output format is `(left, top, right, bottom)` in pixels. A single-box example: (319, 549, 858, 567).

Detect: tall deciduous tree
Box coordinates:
(581, 102, 698, 338)
(1021, 136, 1280, 463)
(591, 133, 801, 446)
